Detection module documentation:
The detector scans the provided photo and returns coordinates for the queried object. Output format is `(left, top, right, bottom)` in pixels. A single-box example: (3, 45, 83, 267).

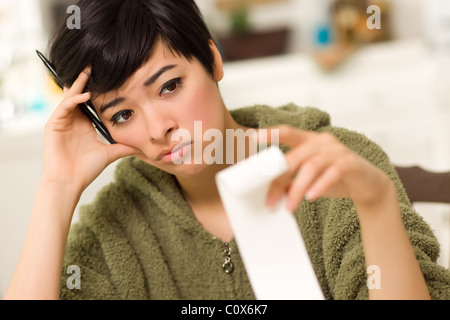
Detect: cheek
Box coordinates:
(111, 119, 149, 151)
(183, 80, 223, 131)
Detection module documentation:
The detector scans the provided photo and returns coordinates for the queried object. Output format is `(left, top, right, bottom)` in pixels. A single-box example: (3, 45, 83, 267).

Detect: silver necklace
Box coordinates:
(222, 242, 234, 274)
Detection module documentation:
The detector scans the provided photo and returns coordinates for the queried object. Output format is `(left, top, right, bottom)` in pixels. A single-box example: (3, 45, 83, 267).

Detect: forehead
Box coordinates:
(91, 40, 188, 107)
(118, 41, 181, 89)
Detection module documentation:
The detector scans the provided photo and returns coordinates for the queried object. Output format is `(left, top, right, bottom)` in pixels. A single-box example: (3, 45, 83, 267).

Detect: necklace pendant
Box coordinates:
(222, 242, 234, 274)
(222, 256, 234, 274)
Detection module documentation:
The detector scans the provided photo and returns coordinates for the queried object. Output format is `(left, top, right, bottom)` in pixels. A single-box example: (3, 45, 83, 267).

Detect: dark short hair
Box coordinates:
(49, 0, 214, 95)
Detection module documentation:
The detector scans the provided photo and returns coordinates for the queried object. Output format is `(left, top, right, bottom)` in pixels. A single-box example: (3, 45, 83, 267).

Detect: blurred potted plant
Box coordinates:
(217, 2, 291, 61)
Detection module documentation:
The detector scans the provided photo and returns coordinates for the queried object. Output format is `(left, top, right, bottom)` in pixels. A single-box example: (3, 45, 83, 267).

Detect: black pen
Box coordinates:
(36, 50, 116, 144)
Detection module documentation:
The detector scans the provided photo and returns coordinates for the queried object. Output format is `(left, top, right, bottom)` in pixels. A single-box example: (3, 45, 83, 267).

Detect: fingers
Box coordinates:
(266, 152, 335, 210)
(51, 92, 91, 120)
(63, 66, 91, 98)
(54, 67, 92, 119)
(285, 155, 331, 210)
(265, 142, 322, 207)
(68, 66, 91, 96)
(303, 164, 343, 202)
(264, 127, 350, 211)
(265, 170, 293, 207)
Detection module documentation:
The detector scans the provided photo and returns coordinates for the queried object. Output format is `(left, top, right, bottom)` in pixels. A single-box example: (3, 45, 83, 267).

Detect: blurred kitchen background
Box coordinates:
(1, 0, 449, 298)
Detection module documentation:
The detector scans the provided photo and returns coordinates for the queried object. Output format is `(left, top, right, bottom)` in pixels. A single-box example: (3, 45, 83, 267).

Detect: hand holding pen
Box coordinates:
(36, 50, 116, 144)
(36, 52, 136, 191)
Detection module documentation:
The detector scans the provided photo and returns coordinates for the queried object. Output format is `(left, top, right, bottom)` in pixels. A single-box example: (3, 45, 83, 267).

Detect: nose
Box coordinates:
(145, 108, 178, 143)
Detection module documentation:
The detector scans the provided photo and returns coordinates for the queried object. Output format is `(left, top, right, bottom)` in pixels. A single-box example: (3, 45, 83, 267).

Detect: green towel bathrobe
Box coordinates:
(60, 104, 450, 300)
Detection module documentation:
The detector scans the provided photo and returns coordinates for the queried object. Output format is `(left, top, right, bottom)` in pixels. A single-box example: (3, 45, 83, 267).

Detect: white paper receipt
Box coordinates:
(216, 146, 324, 300)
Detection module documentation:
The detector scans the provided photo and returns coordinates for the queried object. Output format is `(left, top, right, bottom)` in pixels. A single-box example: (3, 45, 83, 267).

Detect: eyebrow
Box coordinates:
(100, 64, 177, 114)
(144, 64, 176, 86)
(100, 97, 125, 114)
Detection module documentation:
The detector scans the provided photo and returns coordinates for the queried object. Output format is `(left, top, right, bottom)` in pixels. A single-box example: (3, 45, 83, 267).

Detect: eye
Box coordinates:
(110, 110, 134, 126)
(159, 78, 182, 96)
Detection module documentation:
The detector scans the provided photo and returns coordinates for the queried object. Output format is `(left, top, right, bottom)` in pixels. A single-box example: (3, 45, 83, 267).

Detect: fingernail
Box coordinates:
(285, 199, 296, 211)
(305, 189, 316, 202)
(266, 196, 276, 208)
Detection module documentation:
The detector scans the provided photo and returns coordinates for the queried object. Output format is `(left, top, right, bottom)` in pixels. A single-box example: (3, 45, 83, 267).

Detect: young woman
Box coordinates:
(6, 0, 449, 300)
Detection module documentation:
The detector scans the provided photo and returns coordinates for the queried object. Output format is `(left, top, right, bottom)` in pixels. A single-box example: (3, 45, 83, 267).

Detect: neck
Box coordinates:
(176, 111, 252, 207)
(176, 161, 227, 207)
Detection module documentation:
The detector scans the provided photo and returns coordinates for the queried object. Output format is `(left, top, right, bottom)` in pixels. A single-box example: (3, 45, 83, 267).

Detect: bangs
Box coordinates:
(49, 0, 213, 95)
(85, 1, 158, 94)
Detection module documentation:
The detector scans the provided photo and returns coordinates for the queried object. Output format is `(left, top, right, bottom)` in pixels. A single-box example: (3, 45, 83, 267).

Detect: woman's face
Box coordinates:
(92, 40, 227, 177)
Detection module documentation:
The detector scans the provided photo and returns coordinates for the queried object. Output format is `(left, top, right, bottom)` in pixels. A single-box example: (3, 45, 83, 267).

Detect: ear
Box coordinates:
(209, 40, 224, 82)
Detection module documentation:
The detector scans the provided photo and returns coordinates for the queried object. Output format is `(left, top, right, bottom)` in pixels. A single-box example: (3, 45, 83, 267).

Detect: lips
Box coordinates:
(158, 142, 192, 162)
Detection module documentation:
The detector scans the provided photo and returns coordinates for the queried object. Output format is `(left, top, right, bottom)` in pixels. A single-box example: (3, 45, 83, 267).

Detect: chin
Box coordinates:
(136, 141, 225, 178)
(136, 153, 209, 177)
(162, 162, 212, 178)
